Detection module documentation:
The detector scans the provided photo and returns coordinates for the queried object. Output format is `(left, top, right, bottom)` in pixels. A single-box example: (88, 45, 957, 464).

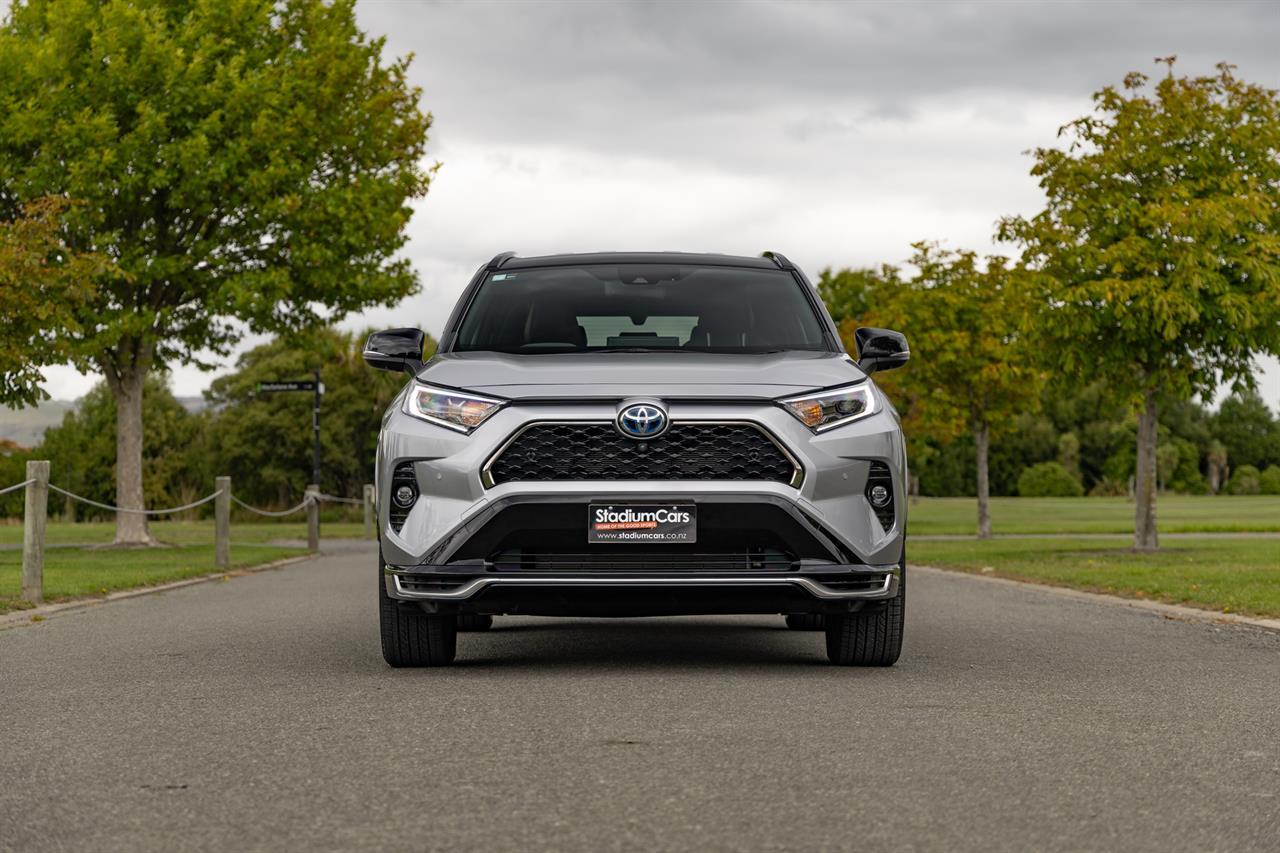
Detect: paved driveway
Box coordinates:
(2, 540, 1276, 851)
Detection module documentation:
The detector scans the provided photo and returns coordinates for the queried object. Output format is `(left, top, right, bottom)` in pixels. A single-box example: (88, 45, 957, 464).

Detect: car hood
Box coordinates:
(415, 351, 866, 401)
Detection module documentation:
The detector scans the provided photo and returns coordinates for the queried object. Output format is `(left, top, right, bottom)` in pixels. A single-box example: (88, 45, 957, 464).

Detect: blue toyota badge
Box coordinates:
(617, 403, 668, 439)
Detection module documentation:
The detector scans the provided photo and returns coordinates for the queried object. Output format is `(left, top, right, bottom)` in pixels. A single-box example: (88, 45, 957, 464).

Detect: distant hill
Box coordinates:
(0, 396, 208, 450)
(0, 400, 75, 449)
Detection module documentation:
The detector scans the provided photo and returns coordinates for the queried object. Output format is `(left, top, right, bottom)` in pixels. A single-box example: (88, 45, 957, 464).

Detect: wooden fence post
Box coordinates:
(306, 484, 320, 551)
(363, 483, 374, 540)
(215, 476, 231, 571)
(21, 460, 50, 605)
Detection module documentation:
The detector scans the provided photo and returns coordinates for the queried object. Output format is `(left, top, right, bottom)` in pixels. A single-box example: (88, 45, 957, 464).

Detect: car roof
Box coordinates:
(496, 251, 788, 271)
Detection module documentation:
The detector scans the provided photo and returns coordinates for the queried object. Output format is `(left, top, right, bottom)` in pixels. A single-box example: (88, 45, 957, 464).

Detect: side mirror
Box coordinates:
(363, 328, 426, 375)
(854, 327, 909, 374)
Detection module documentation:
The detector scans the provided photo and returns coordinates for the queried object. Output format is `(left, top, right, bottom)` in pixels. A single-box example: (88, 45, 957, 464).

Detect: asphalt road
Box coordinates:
(2, 540, 1277, 852)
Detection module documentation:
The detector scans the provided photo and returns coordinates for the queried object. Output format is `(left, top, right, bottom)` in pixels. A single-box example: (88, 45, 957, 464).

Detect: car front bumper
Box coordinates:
(377, 393, 907, 611)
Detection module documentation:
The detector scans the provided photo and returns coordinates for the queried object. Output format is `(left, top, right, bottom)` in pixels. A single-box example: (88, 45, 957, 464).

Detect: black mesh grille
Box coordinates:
(486, 423, 796, 485)
(866, 461, 895, 532)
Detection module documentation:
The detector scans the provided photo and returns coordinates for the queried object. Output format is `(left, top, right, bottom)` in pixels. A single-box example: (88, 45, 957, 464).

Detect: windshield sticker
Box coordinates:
(492, 273, 516, 281)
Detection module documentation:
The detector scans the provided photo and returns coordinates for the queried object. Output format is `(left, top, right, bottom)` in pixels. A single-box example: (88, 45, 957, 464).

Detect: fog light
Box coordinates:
(869, 484, 890, 507)
(393, 485, 417, 507)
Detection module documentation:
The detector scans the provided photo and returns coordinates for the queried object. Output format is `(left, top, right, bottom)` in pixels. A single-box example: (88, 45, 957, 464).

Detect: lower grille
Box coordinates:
(396, 575, 474, 594)
(489, 549, 793, 572)
(485, 422, 798, 485)
(814, 573, 893, 593)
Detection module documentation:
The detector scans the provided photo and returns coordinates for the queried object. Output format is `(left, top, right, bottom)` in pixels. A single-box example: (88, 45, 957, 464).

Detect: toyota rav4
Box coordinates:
(364, 251, 910, 666)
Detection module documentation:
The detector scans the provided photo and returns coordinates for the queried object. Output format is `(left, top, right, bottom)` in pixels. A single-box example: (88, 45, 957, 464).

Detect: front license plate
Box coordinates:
(588, 504, 697, 544)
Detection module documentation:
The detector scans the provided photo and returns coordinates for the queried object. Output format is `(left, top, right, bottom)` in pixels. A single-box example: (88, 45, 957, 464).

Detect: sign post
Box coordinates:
(257, 374, 325, 494)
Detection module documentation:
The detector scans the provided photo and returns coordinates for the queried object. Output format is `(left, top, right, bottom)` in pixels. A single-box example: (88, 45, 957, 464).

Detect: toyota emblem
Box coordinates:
(617, 403, 668, 439)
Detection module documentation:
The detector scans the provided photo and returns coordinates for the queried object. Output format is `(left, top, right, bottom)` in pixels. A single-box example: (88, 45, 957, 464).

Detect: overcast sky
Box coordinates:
(41, 0, 1280, 408)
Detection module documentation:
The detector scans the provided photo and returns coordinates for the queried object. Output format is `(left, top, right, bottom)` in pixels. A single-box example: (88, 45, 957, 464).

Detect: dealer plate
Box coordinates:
(588, 503, 696, 544)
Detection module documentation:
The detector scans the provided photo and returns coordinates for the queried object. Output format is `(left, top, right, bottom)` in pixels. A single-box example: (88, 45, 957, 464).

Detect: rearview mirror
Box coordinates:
(363, 328, 426, 375)
(854, 327, 909, 374)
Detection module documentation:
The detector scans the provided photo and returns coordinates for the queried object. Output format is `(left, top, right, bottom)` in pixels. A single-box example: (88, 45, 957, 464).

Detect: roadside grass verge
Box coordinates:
(0, 543, 304, 615)
(906, 495, 1280, 536)
(910, 536, 1280, 618)
(0, 520, 366, 547)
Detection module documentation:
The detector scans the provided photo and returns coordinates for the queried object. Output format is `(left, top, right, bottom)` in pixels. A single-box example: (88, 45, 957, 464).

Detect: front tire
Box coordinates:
(379, 553, 457, 667)
(825, 562, 905, 666)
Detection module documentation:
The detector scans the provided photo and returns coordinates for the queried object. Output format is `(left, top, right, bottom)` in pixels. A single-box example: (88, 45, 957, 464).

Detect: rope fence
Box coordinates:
(5, 461, 376, 606)
(318, 493, 363, 506)
(47, 484, 224, 515)
(231, 494, 314, 517)
(0, 478, 35, 497)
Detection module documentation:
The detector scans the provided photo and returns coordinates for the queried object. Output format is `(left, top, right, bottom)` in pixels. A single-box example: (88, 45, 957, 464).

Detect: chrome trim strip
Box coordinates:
(386, 567, 897, 601)
(480, 419, 805, 489)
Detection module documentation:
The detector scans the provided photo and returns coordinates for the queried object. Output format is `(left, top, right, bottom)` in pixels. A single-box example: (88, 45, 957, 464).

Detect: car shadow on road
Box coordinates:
(441, 618, 842, 670)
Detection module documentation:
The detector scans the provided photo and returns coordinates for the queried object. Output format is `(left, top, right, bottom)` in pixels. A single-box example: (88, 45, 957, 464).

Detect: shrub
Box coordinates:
(1018, 462, 1085, 497)
(1256, 465, 1280, 495)
(1087, 476, 1128, 497)
(1226, 465, 1262, 495)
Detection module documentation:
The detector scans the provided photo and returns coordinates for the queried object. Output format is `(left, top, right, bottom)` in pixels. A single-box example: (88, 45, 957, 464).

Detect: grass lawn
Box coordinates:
(0, 519, 366, 547)
(0, 543, 304, 615)
(910, 536, 1280, 618)
(906, 495, 1280, 535)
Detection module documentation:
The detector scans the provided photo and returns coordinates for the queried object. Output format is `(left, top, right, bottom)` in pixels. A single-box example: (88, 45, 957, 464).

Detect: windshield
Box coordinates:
(451, 264, 831, 354)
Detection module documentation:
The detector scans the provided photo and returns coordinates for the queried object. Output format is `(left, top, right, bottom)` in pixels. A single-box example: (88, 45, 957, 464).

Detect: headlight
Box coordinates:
(403, 384, 504, 433)
(780, 384, 877, 432)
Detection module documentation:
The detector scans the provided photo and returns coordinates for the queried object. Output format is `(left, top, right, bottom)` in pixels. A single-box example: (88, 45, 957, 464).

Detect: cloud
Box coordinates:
(39, 0, 1280, 407)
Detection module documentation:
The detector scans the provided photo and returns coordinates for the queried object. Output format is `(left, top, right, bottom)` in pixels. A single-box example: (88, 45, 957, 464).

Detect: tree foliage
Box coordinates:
(36, 375, 210, 519)
(998, 61, 1280, 548)
(0, 198, 112, 406)
(843, 243, 1043, 536)
(816, 264, 901, 325)
(1017, 461, 1084, 497)
(0, 0, 432, 361)
(204, 327, 433, 506)
(1212, 390, 1280, 471)
(0, 0, 434, 542)
(999, 62, 1280, 400)
(859, 244, 1042, 441)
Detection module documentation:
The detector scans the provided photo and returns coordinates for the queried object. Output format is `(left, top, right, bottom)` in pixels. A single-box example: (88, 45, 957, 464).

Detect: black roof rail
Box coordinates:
(485, 251, 518, 271)
(762, 251, 795, 271)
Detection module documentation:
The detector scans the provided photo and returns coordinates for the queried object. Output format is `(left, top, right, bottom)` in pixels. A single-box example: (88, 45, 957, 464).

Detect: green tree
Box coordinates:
(1017, 462, 1084, 497)
(205, 327, 432, 506)
(1225, 464, 1262, 495)
(0, 198, 112, 406)
(816, 264, 901, 325)
(999, 60, 1280, 550)
(0, 0, 433, 544)
(0, 439, 32, 518)
(36, 376, 209, 521)
(1213, 390, 1280, 471)
(863, 243, 1043, 537)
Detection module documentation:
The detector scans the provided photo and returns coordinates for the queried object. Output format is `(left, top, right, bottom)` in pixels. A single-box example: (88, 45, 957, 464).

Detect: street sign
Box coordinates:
(257, 372, 325, 486)
(257, 381, 318, 393)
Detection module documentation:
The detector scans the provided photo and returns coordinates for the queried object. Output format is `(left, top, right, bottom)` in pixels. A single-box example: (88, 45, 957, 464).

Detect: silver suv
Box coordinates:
(364, 252, 910, 667)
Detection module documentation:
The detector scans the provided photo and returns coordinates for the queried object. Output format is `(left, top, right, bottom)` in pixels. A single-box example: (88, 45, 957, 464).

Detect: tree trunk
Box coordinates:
(974, 421, 992, 540)
(107, 362, 154, 546)
(1133, 389, 1159, 551)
